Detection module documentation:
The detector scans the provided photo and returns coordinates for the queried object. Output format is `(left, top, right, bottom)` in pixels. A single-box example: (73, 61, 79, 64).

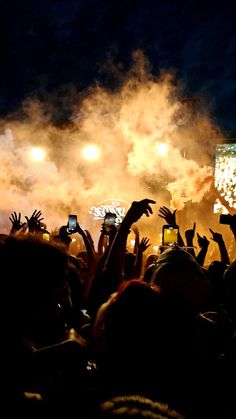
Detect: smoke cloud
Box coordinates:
(0, 52, 225, 239)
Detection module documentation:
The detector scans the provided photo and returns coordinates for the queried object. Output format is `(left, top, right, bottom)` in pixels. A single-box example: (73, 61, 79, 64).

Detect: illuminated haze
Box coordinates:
(0, 53, 225, 240)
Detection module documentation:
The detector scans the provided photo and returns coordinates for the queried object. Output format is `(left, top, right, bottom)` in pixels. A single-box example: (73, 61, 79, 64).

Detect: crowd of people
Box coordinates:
(1, 200, 236, 418)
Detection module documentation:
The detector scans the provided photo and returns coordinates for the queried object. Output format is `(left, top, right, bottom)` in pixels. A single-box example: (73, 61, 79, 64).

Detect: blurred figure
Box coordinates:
(150, 245, 209, 312)
(95, 395, 184, 419)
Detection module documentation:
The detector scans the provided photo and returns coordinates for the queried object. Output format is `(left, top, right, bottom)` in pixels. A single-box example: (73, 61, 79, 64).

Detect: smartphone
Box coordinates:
(104, 212, 116, 226)
(162, 224, 179, 247)
(68, 214, 77, 232)
(42, 232, 50, 241)
(214, 143, 236, 213)
(219, 214, 236, 226)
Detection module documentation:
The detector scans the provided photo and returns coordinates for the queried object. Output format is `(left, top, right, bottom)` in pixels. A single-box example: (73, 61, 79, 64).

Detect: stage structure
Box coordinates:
(89, 199, 129, 224)
(214, 143, 236, 214)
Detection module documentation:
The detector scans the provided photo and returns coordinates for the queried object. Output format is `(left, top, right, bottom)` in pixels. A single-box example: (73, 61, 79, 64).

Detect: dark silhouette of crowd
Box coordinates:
(1, 200, 236, 419)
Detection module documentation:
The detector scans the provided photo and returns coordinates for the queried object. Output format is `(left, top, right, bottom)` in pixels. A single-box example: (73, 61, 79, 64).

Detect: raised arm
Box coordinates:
(131, 225, 140, 255)
(87, 199, 156, 317)
(76, 224, 96, 262)
(158, 206, 185, 247)
(98, 233, 109, 256)
(25, 209, 44, 235)
(9, 211, 26, 235)
(104, 198, 156, 285)
(76, 223, 97, 301)
(58, 225, 72, 250)
(132, 236, 151, 278)
(185, 222, 196, 258)
(209, 228, 230, 265)
(196, 233, 210, 266)
(84, 229, 96, 253)
(230, 223, 236, 243)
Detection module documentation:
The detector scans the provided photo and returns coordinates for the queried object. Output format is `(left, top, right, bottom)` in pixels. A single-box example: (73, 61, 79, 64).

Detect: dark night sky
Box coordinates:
(0, 0, 235, 133)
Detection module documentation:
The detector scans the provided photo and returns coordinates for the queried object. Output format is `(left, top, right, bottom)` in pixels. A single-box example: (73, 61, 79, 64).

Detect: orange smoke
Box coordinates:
(0, 51, 225, 235)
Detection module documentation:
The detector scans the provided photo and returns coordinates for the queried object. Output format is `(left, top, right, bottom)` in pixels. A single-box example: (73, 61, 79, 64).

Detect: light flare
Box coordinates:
(30, 147, 46, 162)
(82, 145, 100, 161)
(155, 143, 169, 156)
(0, 51, 225, 242)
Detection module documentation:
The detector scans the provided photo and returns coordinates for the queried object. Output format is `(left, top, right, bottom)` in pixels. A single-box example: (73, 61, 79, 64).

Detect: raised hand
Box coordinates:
(209, 228, 223, 244)
(84, 229, 96, 253)
(25, 209, 44, 234)
(209, 228, 230, 265)
(75, 222, 84, 235)
(131, 225, 140, 254)
(196, 233, 210, 266)
(138, 237, 151, 252)
(158, 206, 177, 225)
(185, 222, 196, 242)
(126, 199, 156, 225)
(58, 225, 72, 249)
(197, 233, 209, 248)
(9, 211, 26, 234)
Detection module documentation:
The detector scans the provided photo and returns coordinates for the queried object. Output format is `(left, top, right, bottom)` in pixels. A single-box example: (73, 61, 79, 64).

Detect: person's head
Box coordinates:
(93, 279, 162, 375)
(150, 245, 209, 313)
(77, 250, 88, 265)
(207, 260, 228, 283)
(143, 260, 158, 284)
(144, 253, 158, 271)
(97, 395, 185, 419)
(2, 234, 71, 344)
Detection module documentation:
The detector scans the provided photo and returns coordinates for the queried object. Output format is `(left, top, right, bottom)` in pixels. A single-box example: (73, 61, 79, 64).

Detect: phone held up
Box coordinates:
(102, 212, 116, 235)
(68, 214, 77, 233)
(162, 224, 179, 248)
(219, 214, 236, 227)
(104, 212, 116, 226)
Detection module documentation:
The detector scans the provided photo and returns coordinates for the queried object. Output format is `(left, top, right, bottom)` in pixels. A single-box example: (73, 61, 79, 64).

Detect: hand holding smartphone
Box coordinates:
(102, 212, 117, 235)
(68, 214, 77, 233)
(162, 224, 179, 247)
(219, 214, 236, 226)
(104, 212, 116, 226)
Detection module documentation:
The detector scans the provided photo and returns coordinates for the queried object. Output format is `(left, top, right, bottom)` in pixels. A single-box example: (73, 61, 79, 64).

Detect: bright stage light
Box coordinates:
(82, 145, 100, 161)
(155, 143, 168, 156)
(30, 147, 46, 162)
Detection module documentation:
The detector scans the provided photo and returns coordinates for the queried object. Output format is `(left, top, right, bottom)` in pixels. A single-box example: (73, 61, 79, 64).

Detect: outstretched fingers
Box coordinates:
(142, 199, 156, 216)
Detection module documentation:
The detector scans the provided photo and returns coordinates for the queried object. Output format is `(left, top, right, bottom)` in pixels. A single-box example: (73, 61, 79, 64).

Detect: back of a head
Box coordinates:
(77, 250, 88, 264)
(143, 262, 157, 284)
(144, 253, 158, 270)
(2, 235, 70, 344)
(150, 245, 209, 310)
(208, 260, 228, 283)
(94, 280, 162, 373)
(97, 395, 184, 419)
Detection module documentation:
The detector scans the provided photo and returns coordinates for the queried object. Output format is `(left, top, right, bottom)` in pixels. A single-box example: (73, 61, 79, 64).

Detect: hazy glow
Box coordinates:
(214, 144, 236, 213)
(82, 145, 100, 161)
(0, 50, 227, 262)
(152, 245, 159, 253)
(155, 143, 168, 156)
(130, 239, 135, 249)
(30, 147, 46, 162)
